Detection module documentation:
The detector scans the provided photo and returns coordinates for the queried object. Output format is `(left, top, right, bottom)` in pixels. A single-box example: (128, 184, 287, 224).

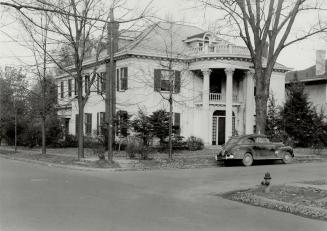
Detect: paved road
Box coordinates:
(0, 158, 326, 231)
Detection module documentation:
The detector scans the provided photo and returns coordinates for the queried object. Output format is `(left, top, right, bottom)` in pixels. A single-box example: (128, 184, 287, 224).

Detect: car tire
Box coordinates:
(242, 153, 253, 167)
(282, 152, 293, 164)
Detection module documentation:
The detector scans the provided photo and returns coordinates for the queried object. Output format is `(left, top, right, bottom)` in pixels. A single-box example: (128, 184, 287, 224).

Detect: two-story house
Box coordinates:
(56, 22, 288, 145)
(286, 55, 327, 115)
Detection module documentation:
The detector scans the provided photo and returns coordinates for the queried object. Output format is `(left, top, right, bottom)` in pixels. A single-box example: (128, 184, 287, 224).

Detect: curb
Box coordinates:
(0, 154, 138, 172)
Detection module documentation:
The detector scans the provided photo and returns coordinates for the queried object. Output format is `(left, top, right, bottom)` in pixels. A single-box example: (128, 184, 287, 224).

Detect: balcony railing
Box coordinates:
(190, 44, 250, 57)
(197, 93, 239, 105)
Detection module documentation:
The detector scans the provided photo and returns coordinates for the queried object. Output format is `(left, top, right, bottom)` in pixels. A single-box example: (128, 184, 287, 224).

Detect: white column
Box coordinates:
(225, 68, 234, 141)
(245, 70, 255, 134)
(202, 69, 211, 109)
(201, 69, 211, 145)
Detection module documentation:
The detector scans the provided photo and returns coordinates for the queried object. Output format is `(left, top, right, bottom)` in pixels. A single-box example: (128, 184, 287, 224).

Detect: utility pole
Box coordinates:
(106, 7, 119, 162)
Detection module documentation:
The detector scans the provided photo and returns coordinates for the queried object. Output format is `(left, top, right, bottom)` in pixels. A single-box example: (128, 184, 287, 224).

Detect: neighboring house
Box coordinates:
(56, 22, 289, 146)
(285, 58, 327, 114)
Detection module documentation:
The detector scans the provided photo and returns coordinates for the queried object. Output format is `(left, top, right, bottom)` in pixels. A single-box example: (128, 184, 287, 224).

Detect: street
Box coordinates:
(0, 158, 326, 231)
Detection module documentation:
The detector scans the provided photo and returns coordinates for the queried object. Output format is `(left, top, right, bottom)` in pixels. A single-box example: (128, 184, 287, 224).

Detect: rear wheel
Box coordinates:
(282, 152, 293, 164)
(242, 153, 253, 167)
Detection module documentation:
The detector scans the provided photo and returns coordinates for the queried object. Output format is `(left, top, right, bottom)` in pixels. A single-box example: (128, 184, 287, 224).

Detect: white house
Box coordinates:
(56, 22, 288, 146)
(286, 52, 327, 114)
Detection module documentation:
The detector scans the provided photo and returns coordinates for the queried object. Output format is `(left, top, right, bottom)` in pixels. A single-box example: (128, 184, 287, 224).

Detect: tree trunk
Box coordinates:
(168, 96, 173, 160)
(77, 76, 84, 159)
(41, 117, 46, 155)
(254, 69, 270, 135)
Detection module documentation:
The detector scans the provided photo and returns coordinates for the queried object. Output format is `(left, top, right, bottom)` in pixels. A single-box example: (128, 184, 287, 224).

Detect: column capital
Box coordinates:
(201, 68, 212, 77)
(224, 68, 235, 76)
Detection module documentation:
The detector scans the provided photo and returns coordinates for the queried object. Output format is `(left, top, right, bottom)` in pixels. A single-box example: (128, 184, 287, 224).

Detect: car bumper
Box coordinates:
(215, 154, 235, 161)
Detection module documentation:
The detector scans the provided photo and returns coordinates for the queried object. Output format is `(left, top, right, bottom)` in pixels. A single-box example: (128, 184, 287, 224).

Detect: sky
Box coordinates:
(0, 0, 326, 71)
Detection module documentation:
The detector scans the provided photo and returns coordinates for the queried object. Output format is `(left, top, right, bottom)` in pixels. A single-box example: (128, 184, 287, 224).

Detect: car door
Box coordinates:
(253, 137, 275, 159)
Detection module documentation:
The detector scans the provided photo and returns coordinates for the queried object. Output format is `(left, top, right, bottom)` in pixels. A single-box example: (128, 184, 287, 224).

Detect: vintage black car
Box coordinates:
(215, 134, 294, 166)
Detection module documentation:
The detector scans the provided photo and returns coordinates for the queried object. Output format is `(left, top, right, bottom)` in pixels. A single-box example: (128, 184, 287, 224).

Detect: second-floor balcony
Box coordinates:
(196, 93, 241, 106)
(189, 44, 250, 58)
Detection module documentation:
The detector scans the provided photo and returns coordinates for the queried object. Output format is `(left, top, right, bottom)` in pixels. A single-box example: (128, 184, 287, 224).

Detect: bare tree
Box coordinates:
(18, 13, 51, 155)
(1, 0, 151, 159)
(200, 0, 327, 134)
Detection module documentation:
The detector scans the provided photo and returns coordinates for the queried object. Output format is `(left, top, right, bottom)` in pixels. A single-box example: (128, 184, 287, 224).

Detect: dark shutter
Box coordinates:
(116, 69, 120, 91)
(74, 78, 77, 95)
(85, 113, 92, 135)
(68, 79, 72, 97)
(154, 69, 161, 92)
(174, 71, 181, 93)
(96, 112, 99, 135)
(60, 81, 64, 98)
(174, 112, 181, 135)
(122, 67, 128, 90)
(75, 114, 79, 136)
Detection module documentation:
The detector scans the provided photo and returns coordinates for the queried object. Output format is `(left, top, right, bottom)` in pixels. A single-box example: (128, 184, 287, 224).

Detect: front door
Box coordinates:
(212, 115, 225, 145)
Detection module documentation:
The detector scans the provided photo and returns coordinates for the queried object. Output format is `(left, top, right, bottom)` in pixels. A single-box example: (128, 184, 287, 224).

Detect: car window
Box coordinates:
(240, 138, 254, 144)
(255, 137, 270, 143)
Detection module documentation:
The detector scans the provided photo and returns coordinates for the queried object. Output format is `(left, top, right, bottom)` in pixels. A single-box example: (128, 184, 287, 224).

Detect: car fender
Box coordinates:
(278, 146, 294, 157)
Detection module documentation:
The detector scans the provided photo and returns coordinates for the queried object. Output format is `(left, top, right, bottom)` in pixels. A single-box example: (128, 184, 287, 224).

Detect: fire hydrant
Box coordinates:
(261, 172, 272, 193)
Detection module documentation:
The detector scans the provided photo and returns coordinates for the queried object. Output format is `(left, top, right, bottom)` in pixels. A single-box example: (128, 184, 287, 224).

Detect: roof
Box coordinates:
(120, 22, 204, 58)
(285, 60, 327, 83)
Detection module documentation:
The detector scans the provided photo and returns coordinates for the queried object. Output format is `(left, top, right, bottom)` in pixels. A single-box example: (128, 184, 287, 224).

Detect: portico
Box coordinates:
(195, 66, 255, 145)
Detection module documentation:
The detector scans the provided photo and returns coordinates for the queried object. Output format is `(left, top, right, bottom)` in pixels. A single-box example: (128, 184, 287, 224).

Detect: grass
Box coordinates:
(223, 184, 327, 221)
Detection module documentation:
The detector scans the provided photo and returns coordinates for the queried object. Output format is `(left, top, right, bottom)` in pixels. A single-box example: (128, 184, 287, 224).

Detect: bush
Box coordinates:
(186, 136, 204, 151)
(126, 136, 149, 159)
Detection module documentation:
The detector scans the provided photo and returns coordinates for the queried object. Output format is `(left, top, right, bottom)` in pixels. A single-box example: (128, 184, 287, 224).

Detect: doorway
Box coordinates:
(212, 110, 235, 145)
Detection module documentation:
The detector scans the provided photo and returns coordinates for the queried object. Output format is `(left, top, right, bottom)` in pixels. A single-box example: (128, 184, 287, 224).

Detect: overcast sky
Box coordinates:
(0, 0, 326, 71)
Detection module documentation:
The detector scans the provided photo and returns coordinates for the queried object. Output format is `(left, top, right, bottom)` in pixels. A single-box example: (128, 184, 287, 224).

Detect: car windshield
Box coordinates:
(224, 137, 240, 149)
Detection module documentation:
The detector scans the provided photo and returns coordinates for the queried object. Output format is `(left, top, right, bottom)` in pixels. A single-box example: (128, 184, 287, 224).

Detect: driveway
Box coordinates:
(0, 158, 326, 231)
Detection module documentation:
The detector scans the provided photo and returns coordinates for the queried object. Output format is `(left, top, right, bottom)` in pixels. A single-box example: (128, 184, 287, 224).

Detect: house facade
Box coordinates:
(56, 22, 288, 145)
(285, 56, 327, 114)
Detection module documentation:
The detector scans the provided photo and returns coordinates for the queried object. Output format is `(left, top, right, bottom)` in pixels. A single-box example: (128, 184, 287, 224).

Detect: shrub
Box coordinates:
(126, 136, 146, 159)
(186, 136, 204, 151)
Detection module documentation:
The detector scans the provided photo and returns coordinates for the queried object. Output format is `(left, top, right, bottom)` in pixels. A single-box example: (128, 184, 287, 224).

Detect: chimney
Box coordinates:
(316, 50, 326, 76)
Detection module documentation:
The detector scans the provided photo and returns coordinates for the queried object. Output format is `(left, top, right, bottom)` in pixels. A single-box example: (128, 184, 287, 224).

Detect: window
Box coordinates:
(85, 75, 90, 95)
(116, 110, 128, 137)
(97, 72, 106, 94)
(68, 79, 72, 97)
(154, 69, 181, 93)
(160, 70, 172, 91)
(117, 67, 128, 91)
(97, 112, 105, 135)
(60, 81, 64, 98)
(85, 113, 92, 135)
(255, 137, 270, 144)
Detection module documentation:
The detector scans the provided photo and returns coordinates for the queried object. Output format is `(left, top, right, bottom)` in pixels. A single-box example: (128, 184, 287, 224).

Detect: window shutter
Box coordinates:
(74, 78, 77, 95)
(122, 67, 128, 90)
(116, 69, 120, 91)
(154, 69, 161, 92)
(174, 71, 181, 93)
(96, 112, 99, 135)
(174, 112, 181, 135)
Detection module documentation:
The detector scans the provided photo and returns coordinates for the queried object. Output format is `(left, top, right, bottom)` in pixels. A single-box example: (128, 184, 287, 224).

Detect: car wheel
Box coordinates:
(242, 153, 253, 167)
(282, 152, 293, 164)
